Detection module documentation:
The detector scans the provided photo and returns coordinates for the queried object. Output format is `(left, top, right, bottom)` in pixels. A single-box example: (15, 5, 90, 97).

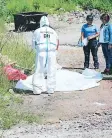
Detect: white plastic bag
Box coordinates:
(77, 38, 88, 47)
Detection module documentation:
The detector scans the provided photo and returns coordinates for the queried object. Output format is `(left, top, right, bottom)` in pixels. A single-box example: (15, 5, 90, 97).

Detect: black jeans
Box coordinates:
(83, 39, 99, 68)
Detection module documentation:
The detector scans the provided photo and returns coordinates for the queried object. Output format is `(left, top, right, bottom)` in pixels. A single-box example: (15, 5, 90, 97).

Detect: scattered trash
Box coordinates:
(3, 65, 27, 81)
(82, 68, 103, 82)
(93, 102, 106, 106)
(66, 18, 74, 24)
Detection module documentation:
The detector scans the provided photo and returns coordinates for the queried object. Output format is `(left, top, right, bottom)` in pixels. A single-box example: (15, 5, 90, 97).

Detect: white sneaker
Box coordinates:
(47, 90, 54, 94)
(33, 90, 41, 95)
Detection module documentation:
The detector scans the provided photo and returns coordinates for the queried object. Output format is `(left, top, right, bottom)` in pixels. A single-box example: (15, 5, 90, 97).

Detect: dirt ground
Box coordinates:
(1, 46, 112, 138)
(1, 15, 112, 138)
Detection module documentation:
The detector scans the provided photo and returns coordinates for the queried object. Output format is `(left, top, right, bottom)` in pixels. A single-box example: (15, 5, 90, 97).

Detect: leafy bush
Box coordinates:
(0, 0, 112, 21)
(0, 25, 39, 130)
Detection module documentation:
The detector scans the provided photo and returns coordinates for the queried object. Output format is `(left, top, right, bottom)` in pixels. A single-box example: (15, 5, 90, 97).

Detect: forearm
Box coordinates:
(81, 32, 84, 40)
(88, 33, 99, 40)
(108, 24, 112, 45)
(91, 33, 99, 39)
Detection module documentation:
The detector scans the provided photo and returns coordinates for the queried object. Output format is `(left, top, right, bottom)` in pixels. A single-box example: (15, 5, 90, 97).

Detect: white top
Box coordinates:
(99, 27, 104, 43)
(32, 26, 58, 52)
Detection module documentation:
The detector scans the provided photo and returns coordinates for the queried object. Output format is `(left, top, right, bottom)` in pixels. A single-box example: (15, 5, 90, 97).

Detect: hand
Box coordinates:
(98, 43, 101, 47)
(108, 45, 112, 49)
(87, 36, 93, 40)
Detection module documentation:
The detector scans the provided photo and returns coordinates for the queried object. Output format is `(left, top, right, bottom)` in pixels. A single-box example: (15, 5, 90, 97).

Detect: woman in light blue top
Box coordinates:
(81, 15, 99, 69)
(99, 14, 112, 74)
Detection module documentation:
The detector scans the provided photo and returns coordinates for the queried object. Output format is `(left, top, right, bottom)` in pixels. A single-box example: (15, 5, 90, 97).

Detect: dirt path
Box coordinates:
(1, 110, 112, 138)
(2, 15, 112, 138)
(18, 46, 111, 121)
(1, 46, 112, 138)
(2, 113, 112, 138)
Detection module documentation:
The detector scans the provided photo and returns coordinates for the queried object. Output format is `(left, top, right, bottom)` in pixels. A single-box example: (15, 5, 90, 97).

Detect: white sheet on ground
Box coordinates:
(15, 68, 103, 92)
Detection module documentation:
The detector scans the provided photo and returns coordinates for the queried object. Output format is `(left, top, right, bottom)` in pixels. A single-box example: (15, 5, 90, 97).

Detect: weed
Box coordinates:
(0, 0, 112, 21)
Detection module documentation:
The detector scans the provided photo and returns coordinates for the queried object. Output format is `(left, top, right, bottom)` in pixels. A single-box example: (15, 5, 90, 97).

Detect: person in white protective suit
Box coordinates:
(32, 16, 59, 95)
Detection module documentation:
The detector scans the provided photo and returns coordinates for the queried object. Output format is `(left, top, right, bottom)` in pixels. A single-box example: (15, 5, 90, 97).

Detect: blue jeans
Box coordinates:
(101, 43, 112, 69)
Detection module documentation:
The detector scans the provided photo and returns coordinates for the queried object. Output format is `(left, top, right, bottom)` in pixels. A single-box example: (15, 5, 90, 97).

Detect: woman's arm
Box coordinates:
(88, 25, 99, 40)
(81, 32, 84, 41)
(87, 32, 99, 40)
(108, 24, 112, 48)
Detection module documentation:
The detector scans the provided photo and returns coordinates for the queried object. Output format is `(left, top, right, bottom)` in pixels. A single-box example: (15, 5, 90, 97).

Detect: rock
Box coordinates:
(95, 112, 102, 116)
(58, 8, 65, 12)
(9, 89, 14, 94)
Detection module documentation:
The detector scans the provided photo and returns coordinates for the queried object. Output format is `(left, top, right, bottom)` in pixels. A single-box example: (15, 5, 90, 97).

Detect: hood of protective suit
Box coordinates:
(40, 16, 49, 27)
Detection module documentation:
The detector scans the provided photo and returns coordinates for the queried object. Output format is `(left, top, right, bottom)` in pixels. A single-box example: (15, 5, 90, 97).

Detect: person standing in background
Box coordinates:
(99, 14, 112, 74)
(81, 15, 99, 69)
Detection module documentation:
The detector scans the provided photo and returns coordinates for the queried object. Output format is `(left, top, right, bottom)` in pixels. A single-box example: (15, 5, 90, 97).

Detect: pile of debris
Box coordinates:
(52, 9, 101, 24)
(0, 53, 32, 81)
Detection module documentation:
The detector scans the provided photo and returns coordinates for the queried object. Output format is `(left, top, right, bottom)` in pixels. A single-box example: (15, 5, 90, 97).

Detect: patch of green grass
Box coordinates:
(1, 0, 112, 21)
(0, 89, 41, 129)
(0, 75, 41, 130)
(1, 33, 35, 69)
(0, 19, 6, 33)
(0, 110, 41, 129)
(0, 108, 41, 129)
(0, 24, 40, 129)
(22, 113, 41, 124)
(0, 71, 12, 94)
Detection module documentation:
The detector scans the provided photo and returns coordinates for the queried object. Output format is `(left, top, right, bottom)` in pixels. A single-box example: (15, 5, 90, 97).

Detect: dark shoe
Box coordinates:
(94, 62, 99, 69)
(84, 64, 89, 69)
(109, 67, 112, 75)
(84, 66, 89, 69)
(84, 62, 89, 69)
(102, 69, 110, 75)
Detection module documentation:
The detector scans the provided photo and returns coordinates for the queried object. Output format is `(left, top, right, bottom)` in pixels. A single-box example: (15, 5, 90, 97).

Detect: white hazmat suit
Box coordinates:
(32, 16, 59, 94)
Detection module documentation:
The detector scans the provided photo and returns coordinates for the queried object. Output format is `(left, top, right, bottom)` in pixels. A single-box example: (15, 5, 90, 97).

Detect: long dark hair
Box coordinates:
(100, 14, 110, 22)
